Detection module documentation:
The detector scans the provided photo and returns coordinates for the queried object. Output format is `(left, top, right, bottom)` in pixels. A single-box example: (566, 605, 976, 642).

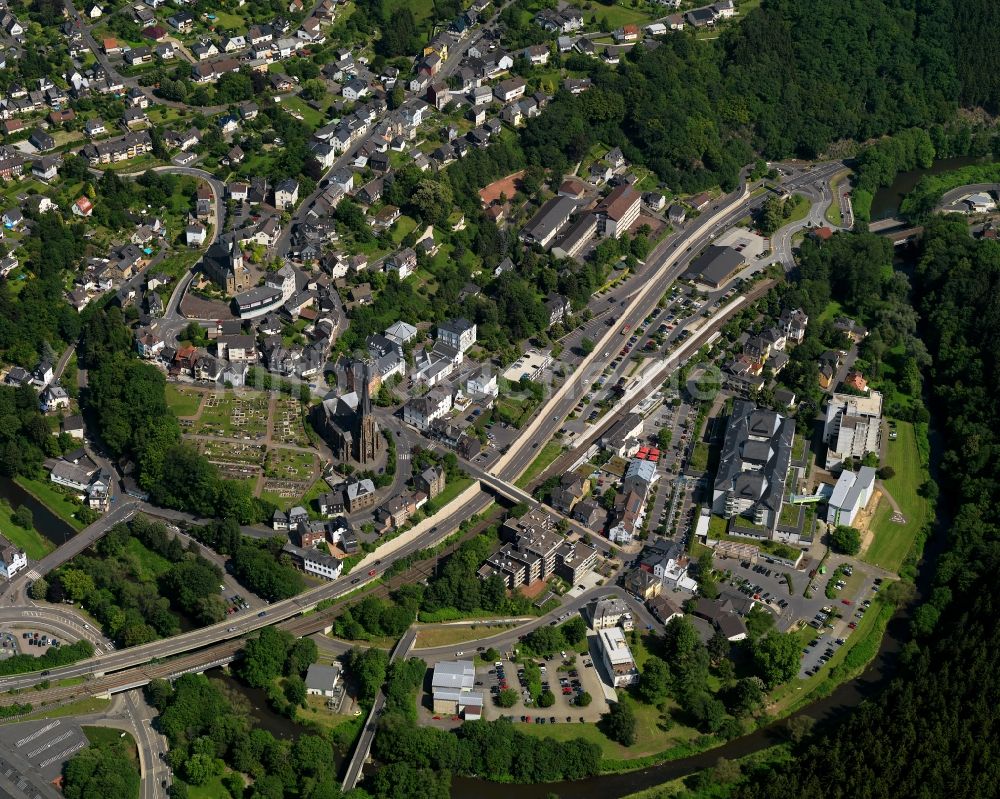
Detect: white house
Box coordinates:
(465, 366, 498, 398)
(40, 385, 70, 412)
(0, 536, 27, 580)
(437, 318, 476, 353)
(403, 388, 453, 431)
(305, 664, 341, 697)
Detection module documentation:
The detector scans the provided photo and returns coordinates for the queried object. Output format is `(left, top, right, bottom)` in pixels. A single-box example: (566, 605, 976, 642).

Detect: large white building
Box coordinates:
(431, 660, 483, 719)
(826, 466, 877, 526)
(598, 626, 638, 687)
(823, 391, 883, 469)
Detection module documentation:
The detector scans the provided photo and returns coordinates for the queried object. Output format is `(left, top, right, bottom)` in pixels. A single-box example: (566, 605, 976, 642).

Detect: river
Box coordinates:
(869, 155, 985, 220)
(210, 670, 347, 771)
(0, 476, 76, 547)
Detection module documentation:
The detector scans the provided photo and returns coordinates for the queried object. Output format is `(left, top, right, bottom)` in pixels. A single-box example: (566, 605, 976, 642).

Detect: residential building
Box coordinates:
(598, 627, 638, 687)
(283, 542, 343, 581)
(274, 178, 299, 209)
(477, 508, 576, 588)
(414, 465, 446, 499)
(304, 663, 341, 697)
(437, 318, 477, 353)
(554, 539, 597, 584)
(465, 365, 498, 398)
(779, 307, 808, 343)
(403, 388, 453, 431)
(589, 597, 634, 631)
(0, 536, 26, 580)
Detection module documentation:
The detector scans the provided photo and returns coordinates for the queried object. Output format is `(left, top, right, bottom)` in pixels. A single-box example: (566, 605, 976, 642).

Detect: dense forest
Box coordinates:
(694, 219, 1000, 798)
(519, 0, 1000, 193)
(41, 517, 225, 647)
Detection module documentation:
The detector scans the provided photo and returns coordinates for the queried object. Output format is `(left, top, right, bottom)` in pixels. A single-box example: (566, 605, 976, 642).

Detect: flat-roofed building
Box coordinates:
(431, 660, 484, 719)
(823, 391, 883, 469)
(598, 626, 638, 686)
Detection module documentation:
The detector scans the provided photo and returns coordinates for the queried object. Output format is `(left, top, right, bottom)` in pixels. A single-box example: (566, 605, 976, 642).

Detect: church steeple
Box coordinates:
(357, 360, 372, 416)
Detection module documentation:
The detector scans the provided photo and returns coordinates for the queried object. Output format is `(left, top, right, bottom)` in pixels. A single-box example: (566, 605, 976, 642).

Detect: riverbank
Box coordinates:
(14, 475, 87, 532)
(0, 499, 55, 559)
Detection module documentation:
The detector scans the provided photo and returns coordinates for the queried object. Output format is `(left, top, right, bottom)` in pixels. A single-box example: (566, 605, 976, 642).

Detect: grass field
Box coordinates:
(14, 476, 86, 531)
(13, 697, 110, 723)
(0, 501, 55, 559)
(414, 623, 517, 649)
(425, 476, 475, 514)
(689, 440, 710, 472)
(515, 441, 563, 488)
(280, 95, 325, 129)
(183, 775, 229, 799)
(518, 699, 701, 761)
(817, 299, 844, 324)
(165, 384, 203, 417)
(862, 421, 930, 572)
(83, 726, 139, 764)
(571, 0, 652, 29)
(825, 170, 852, 225)
(126, 537, 173, 580)
(386, 0, 436, 26)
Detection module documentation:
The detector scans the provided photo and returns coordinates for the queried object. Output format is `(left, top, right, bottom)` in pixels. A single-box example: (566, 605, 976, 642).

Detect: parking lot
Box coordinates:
(719, 558, 833, 632)
(799, 632, 843, 677)
(0, 629, 68, 659)
(481, 655, 609, 724)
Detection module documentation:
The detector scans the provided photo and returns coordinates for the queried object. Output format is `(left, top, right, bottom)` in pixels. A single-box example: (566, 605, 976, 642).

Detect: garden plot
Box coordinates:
(272, 398, 312, 447)
(195, 394, 269, 439)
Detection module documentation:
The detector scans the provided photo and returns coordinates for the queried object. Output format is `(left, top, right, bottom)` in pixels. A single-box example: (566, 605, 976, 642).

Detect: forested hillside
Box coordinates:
(722, 219, 1000, 798)
(519, 0, 1000, 192)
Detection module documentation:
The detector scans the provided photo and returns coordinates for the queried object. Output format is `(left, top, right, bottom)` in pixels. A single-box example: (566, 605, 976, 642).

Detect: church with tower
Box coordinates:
(201, 234, 252, 295)
(310, 361, 383, 466)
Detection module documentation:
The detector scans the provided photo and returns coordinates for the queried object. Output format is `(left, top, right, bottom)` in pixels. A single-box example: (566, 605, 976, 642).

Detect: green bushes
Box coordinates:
(0, 640, 94, 677)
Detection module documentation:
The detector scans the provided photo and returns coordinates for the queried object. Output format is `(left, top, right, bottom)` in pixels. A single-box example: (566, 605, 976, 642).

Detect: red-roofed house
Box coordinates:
(844, 371, 868, 393)
(615, 24, 640, 43)
(72, 196, 94, 217)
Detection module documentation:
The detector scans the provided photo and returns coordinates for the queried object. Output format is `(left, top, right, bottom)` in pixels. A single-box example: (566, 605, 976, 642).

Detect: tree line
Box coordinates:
(146, 672, 343, 799)
(711, 218, 1000, 798)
